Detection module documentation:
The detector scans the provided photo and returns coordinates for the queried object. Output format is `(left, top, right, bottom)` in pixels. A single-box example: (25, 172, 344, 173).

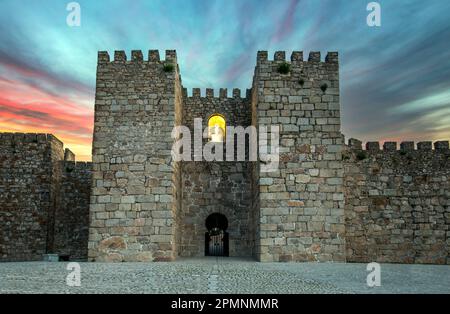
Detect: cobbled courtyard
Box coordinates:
(0, 257, 449, 294)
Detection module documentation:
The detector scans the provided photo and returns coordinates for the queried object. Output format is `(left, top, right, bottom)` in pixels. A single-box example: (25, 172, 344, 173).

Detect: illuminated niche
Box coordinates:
(208, 114, 226, 143)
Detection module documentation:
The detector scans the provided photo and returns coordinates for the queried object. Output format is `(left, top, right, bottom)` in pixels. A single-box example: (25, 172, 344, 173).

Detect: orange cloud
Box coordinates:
(0, 74, 94, 161)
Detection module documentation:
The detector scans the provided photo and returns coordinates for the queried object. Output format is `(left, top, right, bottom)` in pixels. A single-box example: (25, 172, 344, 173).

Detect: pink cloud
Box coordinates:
(271, 0, 300, 44)
(0, 64, 94, 160)
(223, 53, 251, 83)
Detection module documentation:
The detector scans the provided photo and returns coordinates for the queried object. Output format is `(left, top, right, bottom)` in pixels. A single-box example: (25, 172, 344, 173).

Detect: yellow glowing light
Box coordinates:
(208, 114, 226, 142)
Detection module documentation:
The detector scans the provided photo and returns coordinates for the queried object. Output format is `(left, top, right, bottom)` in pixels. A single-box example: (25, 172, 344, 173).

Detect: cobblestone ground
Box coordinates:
(0, 257, 449, 294)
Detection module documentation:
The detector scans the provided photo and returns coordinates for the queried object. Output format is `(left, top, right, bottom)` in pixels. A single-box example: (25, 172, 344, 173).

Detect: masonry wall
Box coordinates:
(53, 159, 92, 260)
(46, 136, 65, 254)
(182, 88, 252, 160)
(0, 133, 59, 261)
(0, 133, 91, 262)
(344, 139, 450, 264)
(180, 162, 253, 256)
(182, 88, 251, 128)
(250, 87, 261, 260)
(88, 50, 182, 262)
(172, 67, 184, 259)
(253, 51, 346, 262)
(179, 90, 255, 257)
(2, 49, 449, 265)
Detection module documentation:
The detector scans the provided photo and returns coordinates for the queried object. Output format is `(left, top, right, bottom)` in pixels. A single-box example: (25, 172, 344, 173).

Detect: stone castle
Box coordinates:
(1, 50, 448, 264)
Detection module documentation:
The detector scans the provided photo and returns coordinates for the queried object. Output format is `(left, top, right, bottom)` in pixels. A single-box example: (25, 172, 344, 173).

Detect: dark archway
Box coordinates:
(205, 213, 228, 231)
(205, 213, 229, 257)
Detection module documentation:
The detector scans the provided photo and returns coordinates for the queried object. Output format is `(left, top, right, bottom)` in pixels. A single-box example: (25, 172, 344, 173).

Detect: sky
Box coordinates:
(0, 0, 449, 161)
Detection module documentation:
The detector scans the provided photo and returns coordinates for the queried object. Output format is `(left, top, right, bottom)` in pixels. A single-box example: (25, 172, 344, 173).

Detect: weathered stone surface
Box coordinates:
(53, 161, 91, 260)
(97, 253, 124, 263)
(253, 52, 346, 262)
(1, 50, 448, 265)
(98, 236, 127, 252)
(180, 162, 254, 257)
(344, 142, 449, 264)
(88, 50, 182, 262)
(0, 134, 91, 262)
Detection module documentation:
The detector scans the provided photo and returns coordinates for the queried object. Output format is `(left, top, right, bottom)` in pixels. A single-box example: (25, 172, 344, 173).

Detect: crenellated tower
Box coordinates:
(251, 51, 345, 262)
(88, 50, 183, 262)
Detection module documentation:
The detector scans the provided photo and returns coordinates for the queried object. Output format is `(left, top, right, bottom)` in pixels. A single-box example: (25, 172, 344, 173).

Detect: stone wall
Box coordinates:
(344, 139, 450, 264)
(88, 50, 182, 262)
(179, 89, 255, 257)
(172, 66, 184, 259)
(182, 88, 251, 129)
(46, 135, 65, 254)
(0, 133, 90, 261)
(180, 161, 254, 257)
(252, 51, 346, 262)
(2, 49, 449, 264)
(53, 159, 92, 260)
(250, 85, 261, 259)
(0, 133, 61, 261)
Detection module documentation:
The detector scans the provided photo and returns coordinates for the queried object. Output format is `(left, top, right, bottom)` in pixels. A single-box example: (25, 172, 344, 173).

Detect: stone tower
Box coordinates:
(88, 49, 345, 262)
(252, 51, 345, 262)
(88, 50, 183, 262)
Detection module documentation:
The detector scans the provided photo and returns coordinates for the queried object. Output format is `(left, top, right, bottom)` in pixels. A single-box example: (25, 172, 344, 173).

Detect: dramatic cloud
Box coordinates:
(1, 0, 449, 160)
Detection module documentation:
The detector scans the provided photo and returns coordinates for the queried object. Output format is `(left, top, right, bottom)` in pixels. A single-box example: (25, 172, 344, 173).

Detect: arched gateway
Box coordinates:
(205, 213, 229, 257)
(87, 49, 347, 263)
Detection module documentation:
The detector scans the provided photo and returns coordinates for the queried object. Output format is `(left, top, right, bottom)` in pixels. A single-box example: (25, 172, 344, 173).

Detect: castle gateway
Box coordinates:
(88, 49, 345, 263)
(1, 50, 448, 264)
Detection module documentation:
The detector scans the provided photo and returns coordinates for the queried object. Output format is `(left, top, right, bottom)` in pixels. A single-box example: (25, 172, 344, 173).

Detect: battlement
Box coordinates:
(182, 87, 251, 99)
(256, 51, 338, 63)
(98, 50, 178, 64)
(96, 48, 339, 111)
(0, 132, 63, 146)
(0, 132, 80, 168)
(347, 138, 450, 152)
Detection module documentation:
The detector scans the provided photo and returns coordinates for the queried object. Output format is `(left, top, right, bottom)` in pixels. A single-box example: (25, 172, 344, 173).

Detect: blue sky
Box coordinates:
(0, 0, 449, 159)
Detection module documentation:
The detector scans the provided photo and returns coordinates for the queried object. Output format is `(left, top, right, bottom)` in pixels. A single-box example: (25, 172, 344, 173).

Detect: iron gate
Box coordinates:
(205, 230, 229, 256)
